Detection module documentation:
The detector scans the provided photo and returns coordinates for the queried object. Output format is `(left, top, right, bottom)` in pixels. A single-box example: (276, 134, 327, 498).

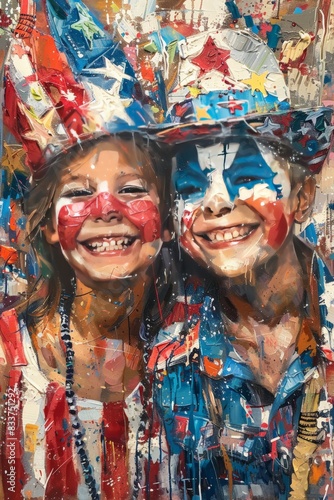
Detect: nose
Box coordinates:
(203, 181, 233, 218)
(98, 209, 122, 223)
(92, 192, 123, 223)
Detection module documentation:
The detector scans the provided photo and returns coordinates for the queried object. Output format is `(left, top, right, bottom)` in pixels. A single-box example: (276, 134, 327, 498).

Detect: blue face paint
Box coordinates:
(174, 139, 283, 204)
(174, 144, 210, 203)
(222, 140, 283, 201)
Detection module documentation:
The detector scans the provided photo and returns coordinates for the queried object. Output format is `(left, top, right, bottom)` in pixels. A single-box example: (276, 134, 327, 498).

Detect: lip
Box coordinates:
(193, 223, 259, 249)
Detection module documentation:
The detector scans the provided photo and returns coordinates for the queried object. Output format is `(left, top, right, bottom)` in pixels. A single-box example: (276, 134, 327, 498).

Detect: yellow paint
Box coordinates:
(25, 423, 39, 453)
(242, 71, 268, 96)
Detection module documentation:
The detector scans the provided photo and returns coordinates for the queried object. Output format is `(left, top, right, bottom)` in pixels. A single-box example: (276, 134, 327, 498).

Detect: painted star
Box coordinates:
(306, 109, 327, 128)
(23, 107, 58, 149)
(82, 57, 133, 83)
(83, 83, 134, 128)
(218, 99, 244, 115)
(1, 143, 27, 184)
(257, 117, 281, 135)
(187, 86, 202, 98)
(243, 71, 269, 96)
(71, 3, 105, 49)
(318, 125, 334, 143)
(194, 105, 211, 120)
(191, 36, 231, 77)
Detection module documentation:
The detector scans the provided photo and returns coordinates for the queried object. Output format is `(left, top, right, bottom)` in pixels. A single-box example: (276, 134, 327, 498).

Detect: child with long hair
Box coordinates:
(0, 1, 175, 498)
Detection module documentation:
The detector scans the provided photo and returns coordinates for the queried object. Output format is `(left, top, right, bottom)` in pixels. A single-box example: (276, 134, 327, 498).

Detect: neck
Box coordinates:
(221, 239, 306, 325)
(71, 274, 152, 347)
(218, 239, 313, 393)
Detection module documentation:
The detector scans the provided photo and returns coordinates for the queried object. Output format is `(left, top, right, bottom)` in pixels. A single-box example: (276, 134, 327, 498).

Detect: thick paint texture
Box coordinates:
(1, 0, 334, 499)
(58, 192, 161, 251)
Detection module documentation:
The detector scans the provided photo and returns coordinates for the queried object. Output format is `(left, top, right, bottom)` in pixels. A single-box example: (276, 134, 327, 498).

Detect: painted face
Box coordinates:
(174, 138, 301, 278)
(47, 139, 162, 286)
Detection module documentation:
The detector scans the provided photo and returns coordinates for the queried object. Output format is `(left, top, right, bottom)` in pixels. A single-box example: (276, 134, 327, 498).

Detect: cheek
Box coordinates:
(179, 207, 201, 253)
(247, 197, 295, 249)
(57, 193, 161, 251)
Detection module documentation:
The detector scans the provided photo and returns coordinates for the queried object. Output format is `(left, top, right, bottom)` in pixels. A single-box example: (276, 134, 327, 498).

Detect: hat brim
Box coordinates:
(143, 106, 333, 174)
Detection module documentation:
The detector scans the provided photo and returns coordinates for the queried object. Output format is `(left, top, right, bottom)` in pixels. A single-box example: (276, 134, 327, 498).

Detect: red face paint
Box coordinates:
(57, 192, 161, 251)
(245, 198, 294, 250)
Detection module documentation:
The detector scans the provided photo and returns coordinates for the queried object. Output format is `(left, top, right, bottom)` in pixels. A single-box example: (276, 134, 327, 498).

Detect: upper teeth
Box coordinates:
(85, 237, 132, 252)
(208, 225, 254, 242)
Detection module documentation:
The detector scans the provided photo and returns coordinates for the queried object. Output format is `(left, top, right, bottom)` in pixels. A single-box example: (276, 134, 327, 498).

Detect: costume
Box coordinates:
(0, 310, 169, 500)
(149, 243, 334, 499)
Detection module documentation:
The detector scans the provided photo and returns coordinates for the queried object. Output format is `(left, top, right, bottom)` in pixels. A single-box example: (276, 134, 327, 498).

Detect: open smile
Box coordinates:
(80, 235, 138, 253)
(195, 223, 259, 246)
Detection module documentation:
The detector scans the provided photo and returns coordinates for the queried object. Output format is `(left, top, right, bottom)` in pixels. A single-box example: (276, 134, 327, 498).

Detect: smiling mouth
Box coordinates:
(197, 224, 259, 243)
(81, 236, 137, 252)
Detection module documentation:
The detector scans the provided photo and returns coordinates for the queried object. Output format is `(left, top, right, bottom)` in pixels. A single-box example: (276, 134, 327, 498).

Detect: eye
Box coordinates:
(179, 186, 203, 197)
(62, 188, 93, 198)
(118, 185, 148, 194)
(234, 176, 262, 185)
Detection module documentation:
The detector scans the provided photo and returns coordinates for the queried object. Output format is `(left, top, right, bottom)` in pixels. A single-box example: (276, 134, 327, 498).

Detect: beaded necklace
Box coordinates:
(59, 289, 100, 500)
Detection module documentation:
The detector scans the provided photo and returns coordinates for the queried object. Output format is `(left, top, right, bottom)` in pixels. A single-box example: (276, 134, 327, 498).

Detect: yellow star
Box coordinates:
(194, 104, 211, 120)
(188, 86, 202, 98)
(1, 143, 28, 185)
(242, 71, 268, 96)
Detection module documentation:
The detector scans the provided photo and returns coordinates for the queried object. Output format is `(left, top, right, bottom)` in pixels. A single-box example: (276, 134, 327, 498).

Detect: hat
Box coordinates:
(141, 28, 333, 173)
(3, 0, 156, 178)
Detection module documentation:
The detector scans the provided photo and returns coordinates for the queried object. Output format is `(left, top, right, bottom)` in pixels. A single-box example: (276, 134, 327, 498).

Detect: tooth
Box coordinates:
(102, 241, 109, 248)
(117, 239, 123, 246)
(233, 230, 239, 238)
(225, 232, 233, 241)
(124, 238, 129, 245)
(216, 233, 224, 241)
(110, 240, 116, 246)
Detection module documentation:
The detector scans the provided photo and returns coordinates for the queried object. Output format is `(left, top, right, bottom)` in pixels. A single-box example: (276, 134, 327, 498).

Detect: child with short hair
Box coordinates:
(148, 28, 334, 500)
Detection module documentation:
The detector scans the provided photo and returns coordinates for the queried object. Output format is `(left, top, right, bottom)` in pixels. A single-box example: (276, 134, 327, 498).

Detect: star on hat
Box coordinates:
(191, 36, 231, 77)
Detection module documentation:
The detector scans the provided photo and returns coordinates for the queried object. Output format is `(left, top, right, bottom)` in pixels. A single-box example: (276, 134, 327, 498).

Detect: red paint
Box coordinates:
(102, 401, 129, 498)
(248, 198, 293, 250)
(44, 383, 79, 498)
(191, 36, 231, 76)
(58, 192, 161, 251)
(0, 309, 27, 366)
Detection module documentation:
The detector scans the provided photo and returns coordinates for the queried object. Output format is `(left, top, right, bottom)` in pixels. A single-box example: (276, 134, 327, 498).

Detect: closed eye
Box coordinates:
(118, 185, 148, 194)
(179, 186, 203, 196)
(234, 176, 262, 185)
(62, 188, 93, 198)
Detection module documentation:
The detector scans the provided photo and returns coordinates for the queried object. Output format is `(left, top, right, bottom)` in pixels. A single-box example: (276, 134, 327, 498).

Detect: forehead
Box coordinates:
(176, 139, 289, 175)
(57, 139, 149, 182)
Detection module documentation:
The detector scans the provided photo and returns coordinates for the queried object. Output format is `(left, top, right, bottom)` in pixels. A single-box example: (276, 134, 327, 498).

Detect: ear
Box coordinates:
(294, 176, 316, 223)
(42, 216, 60, 245)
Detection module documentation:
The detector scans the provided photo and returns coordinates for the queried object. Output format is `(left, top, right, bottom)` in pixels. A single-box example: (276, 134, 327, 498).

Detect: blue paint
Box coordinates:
(174, 144, 210, 202)
(225, 0, 241, 19)
(267, 24, 281, 49)
(174, 139, 283, 205)
(45, 0, 135, 98)
(222, 141, 283, 201)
